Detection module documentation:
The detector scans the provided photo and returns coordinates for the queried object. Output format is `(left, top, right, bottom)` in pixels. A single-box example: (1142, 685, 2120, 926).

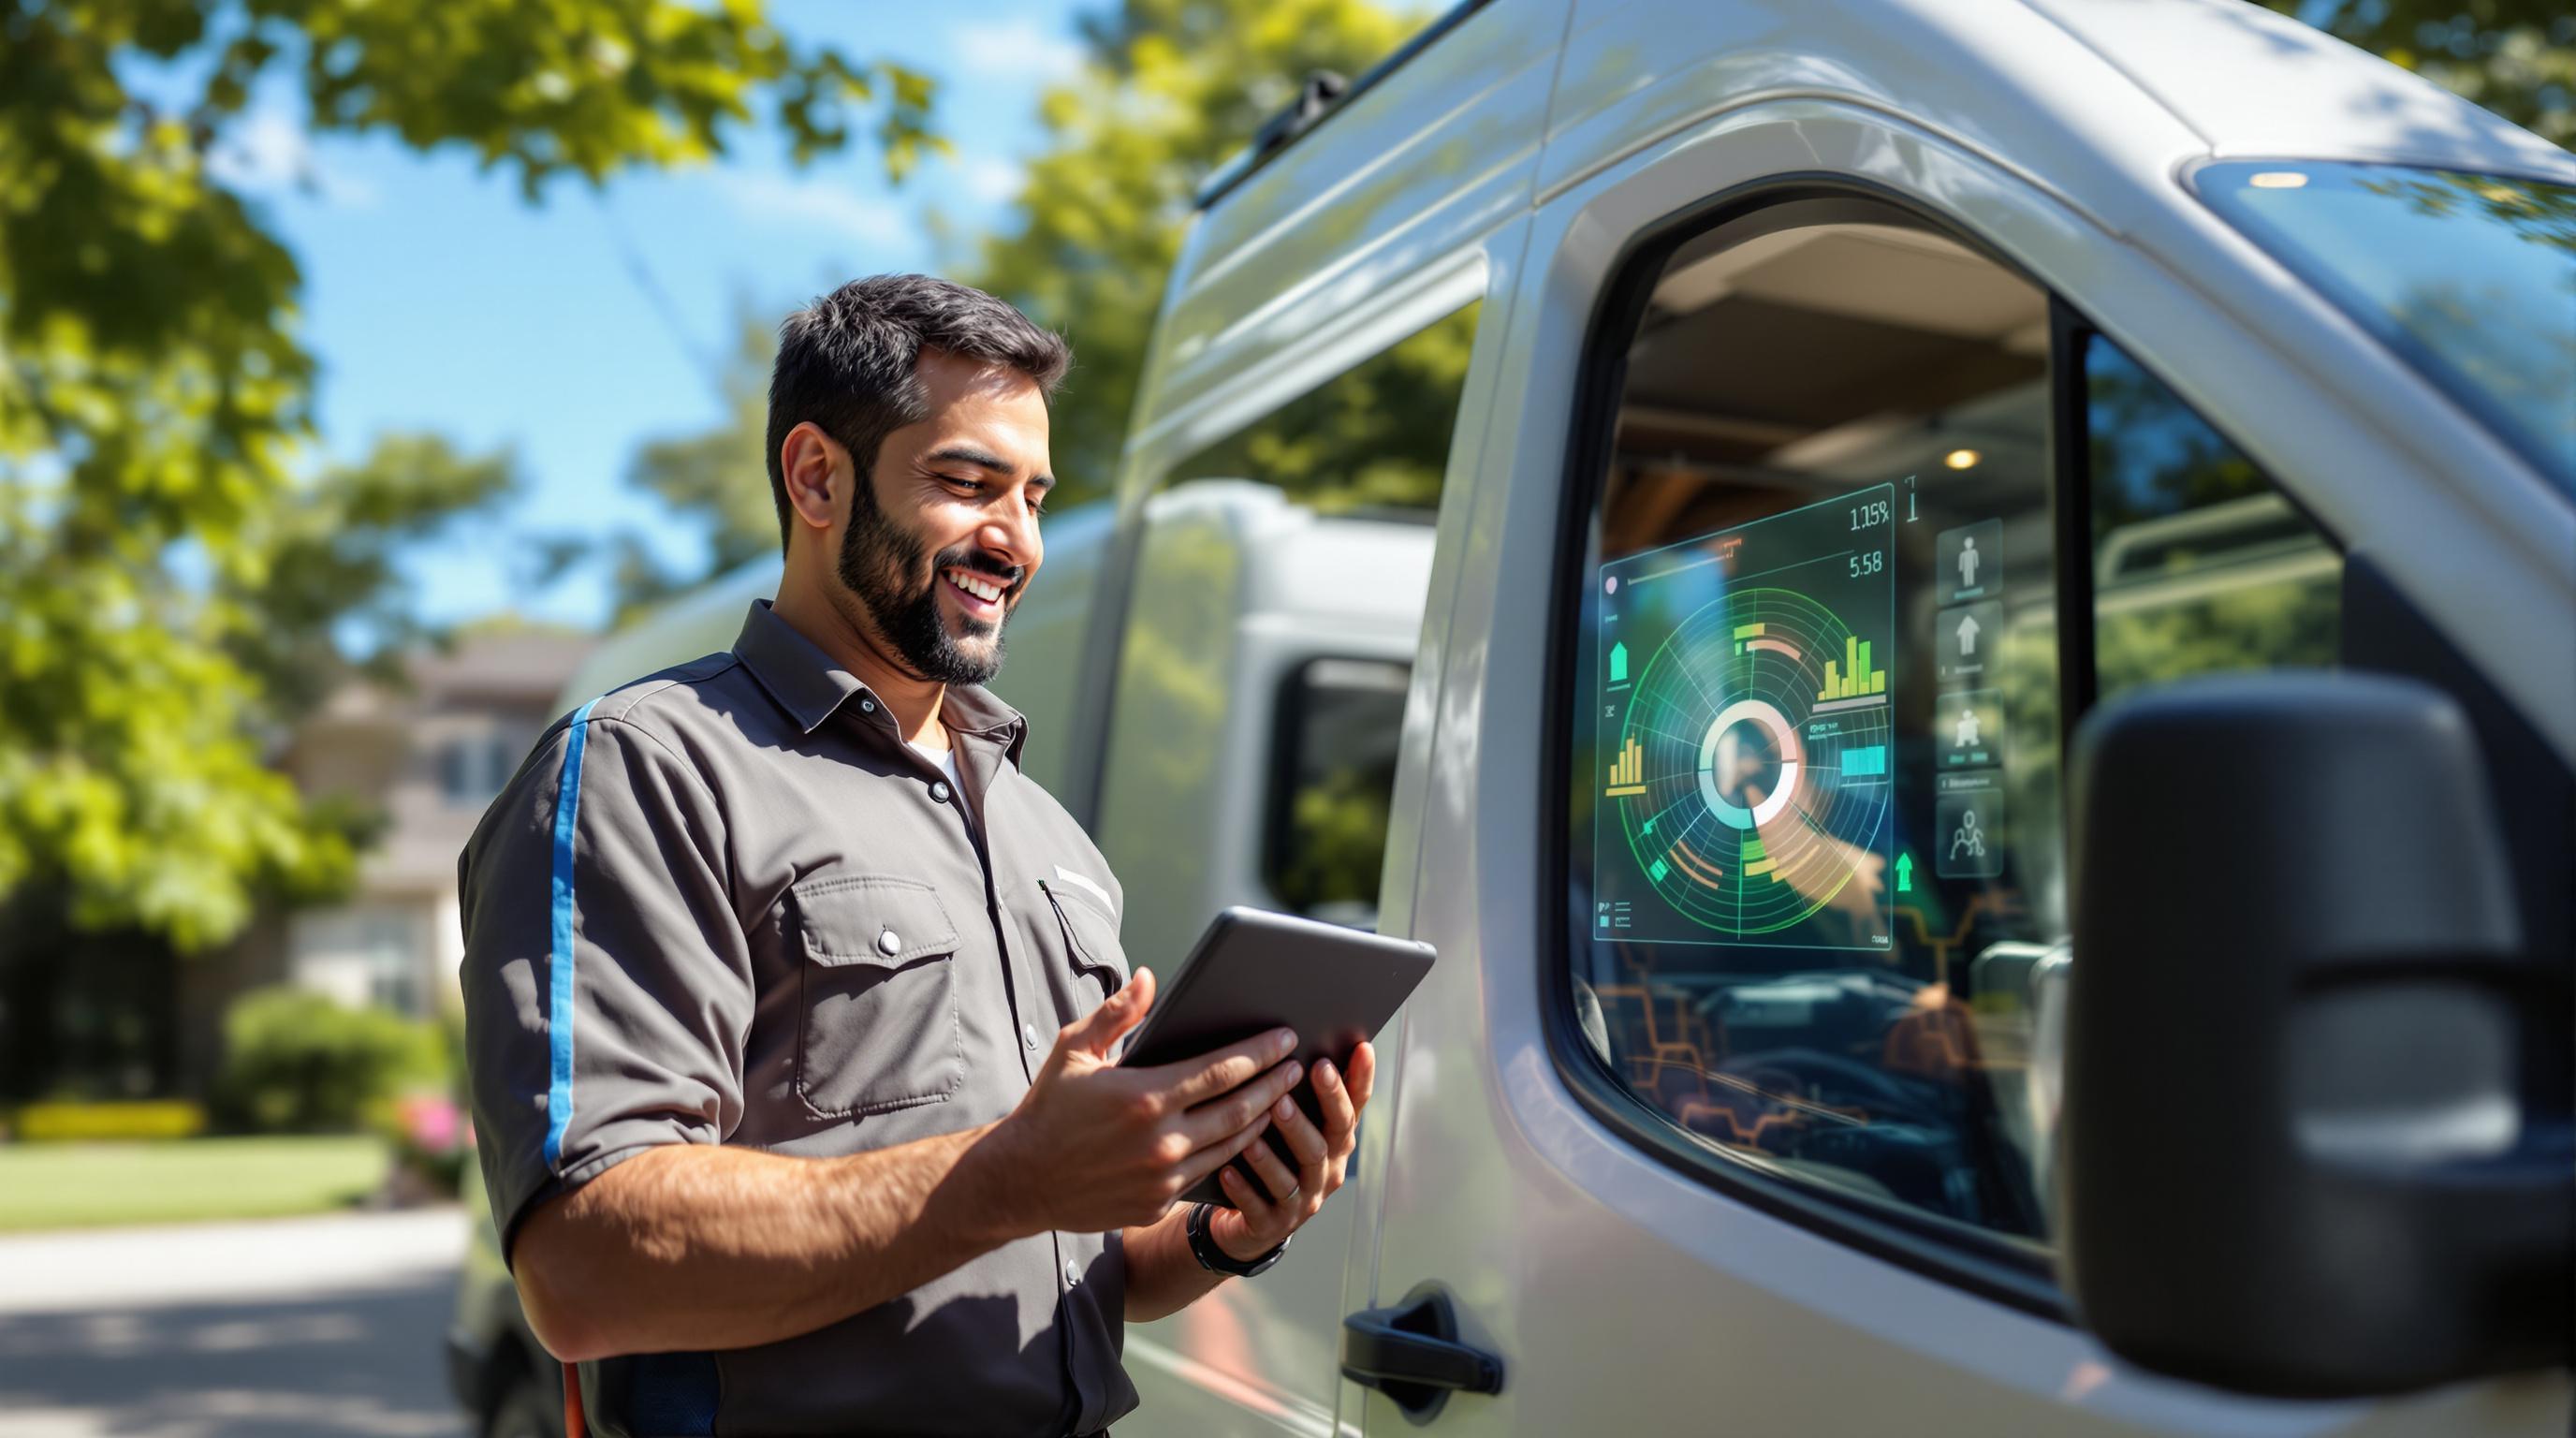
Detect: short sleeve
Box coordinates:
(459, 709, 750, 1265)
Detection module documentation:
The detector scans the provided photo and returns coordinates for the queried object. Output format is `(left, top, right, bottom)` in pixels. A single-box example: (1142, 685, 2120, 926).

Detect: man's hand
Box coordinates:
(1208, 1038, 1375, 1261)
(986, 968, 1306, 1237)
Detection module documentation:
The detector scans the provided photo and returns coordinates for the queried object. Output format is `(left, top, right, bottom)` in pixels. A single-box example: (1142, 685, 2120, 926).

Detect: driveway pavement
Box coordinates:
(0, 1209, 469, 1438)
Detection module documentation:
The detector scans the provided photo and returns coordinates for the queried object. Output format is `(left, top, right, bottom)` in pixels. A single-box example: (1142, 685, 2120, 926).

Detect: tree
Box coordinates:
(0, 2, 940, 961)
(964, 0, 1427, 509)
(602, 0, 1427, 609)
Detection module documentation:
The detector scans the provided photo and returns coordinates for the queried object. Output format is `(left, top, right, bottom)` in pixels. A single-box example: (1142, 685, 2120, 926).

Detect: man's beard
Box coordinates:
(835, 481, 1019, 685)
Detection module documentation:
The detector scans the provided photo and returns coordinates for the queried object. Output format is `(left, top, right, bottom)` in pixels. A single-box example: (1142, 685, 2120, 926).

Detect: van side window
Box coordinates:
(1163, 306, 1478, 516)
(1268, 657, 1412, 927)
(1093, 308, 1477, 957)
(2086, 336, 2341, 699)
(1561, 208, 2066, 1250)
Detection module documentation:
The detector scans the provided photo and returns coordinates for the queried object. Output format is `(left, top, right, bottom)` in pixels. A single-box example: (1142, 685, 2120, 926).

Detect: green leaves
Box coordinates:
(0, 0, 939, 952)
(2260, 2, 2574, 145)
(961, 0, 1427, 508)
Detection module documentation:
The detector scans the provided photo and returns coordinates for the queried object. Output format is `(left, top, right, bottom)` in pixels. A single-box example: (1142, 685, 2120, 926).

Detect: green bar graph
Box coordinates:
(1818, 633, 1888, 702)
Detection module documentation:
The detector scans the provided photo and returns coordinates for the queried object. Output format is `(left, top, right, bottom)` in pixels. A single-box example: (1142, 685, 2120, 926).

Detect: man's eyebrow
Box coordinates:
(925, 445, 1056, 492)
(925, 445, 1011, 476)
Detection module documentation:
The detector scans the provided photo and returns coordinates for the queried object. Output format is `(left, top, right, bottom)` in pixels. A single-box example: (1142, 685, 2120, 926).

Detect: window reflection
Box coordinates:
(2088, 337, 2340, 701)
(1567, 211, 2061, 1245)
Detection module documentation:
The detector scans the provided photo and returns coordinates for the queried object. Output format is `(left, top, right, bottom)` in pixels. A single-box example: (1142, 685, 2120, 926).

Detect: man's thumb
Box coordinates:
(1067, 966, 1152, 1057)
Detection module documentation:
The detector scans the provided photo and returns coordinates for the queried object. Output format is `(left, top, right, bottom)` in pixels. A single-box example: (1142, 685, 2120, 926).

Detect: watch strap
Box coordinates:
(1186, 1201, 1289, 1277)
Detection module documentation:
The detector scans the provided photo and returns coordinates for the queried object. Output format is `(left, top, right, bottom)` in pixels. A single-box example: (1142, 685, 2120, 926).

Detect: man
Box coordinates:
(459, 274, 1374, 1438)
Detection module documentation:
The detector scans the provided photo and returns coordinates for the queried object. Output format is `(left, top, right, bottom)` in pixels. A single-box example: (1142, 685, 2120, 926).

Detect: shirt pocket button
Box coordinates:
(878, 929, 901, 955)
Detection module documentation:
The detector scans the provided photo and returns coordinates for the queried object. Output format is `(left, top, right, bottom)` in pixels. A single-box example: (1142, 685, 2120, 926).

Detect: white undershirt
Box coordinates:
(909, 740, 972, 831)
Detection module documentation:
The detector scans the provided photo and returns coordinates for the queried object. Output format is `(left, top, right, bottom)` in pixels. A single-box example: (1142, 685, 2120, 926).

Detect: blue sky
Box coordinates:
(216, 1, 1090, 634)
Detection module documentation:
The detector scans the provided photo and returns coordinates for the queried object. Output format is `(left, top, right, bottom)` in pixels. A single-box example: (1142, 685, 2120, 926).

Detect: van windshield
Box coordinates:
(2195, 161, 2576, 495)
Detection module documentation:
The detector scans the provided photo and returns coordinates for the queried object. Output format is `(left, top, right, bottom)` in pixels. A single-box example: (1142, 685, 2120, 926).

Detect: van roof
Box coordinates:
(1198, 0, 2569, 224)
(1144, 0, 2574, 477)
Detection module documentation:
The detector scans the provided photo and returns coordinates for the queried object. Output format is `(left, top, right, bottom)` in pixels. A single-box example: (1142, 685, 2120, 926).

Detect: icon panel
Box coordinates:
(1935, 789, 2007, 879)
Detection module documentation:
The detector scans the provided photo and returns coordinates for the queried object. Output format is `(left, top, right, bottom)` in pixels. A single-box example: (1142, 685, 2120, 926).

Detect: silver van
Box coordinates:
(457, 2, 2575, 1432)
(1095, 0, 2571, 1433)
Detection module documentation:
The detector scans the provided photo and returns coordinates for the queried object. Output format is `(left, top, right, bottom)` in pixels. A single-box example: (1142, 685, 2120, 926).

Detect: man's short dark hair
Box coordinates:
(766, 274, 1072, 549)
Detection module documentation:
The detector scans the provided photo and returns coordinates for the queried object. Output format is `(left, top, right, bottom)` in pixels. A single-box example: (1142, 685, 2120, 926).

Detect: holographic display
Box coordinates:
(1593, 486, 1896, 948)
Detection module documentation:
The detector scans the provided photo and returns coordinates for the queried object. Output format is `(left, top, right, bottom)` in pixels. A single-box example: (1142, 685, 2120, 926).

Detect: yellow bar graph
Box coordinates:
(1817, 633, 1888, 701)
(1605, 735, 1647, 796)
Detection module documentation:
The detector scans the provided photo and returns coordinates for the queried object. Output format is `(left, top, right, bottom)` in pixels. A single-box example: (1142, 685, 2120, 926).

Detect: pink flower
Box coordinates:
(401, 1093, 461, 1152)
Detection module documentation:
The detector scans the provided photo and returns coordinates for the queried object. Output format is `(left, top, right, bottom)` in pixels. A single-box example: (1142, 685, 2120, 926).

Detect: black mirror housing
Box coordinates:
(2059, 670, 2571, 1397)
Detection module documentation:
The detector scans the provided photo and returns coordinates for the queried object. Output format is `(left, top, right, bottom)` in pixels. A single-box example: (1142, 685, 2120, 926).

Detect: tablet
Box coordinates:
(1119, 906, 1435, 1208)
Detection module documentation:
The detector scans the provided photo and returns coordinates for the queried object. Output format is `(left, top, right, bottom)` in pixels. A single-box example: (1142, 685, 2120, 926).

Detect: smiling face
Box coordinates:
(827, 347, 1054, 686)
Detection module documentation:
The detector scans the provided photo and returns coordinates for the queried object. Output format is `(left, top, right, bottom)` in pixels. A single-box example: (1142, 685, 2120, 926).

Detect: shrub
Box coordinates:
(213, 987, 446, 1134)
(13, 1101, 208, 1142)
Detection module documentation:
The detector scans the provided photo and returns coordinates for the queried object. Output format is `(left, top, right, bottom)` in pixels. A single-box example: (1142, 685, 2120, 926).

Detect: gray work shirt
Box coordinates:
(460, 598, 1136, 1438)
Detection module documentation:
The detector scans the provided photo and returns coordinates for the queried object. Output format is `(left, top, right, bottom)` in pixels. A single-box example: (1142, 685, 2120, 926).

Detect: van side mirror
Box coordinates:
(2058, 671, 2571, 1397)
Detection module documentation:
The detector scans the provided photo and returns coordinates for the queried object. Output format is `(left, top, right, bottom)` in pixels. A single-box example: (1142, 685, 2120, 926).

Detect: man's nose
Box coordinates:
(978, 501, 1039, 573)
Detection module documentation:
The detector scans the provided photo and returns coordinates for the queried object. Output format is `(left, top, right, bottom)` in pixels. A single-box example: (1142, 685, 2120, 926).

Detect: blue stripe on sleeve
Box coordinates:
(543, 698, 602, 1169)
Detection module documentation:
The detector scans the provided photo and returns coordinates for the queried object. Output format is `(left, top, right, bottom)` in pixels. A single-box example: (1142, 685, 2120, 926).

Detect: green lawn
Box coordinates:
(0, 1136, 388, 1231)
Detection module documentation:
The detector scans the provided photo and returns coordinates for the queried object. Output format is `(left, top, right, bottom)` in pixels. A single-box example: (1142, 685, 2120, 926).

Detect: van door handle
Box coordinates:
(1340, 1284, 1502, 1420)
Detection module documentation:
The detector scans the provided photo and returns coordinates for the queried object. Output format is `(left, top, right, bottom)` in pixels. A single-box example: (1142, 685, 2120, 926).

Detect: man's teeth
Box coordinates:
(944, 569, 1004, 603)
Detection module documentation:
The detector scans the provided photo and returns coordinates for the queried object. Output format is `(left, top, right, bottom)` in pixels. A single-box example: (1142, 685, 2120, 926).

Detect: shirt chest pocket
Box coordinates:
(791, 875, 965, 1119)
(1039, 876, 1129, 1013)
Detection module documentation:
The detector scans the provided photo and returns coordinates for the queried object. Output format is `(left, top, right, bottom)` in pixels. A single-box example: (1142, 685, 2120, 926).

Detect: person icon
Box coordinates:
(1954, 704, 1983, 749)
(1955, 610, 1981, 657)
(1957, 536, 1981, 590)
(1950, 809, 1986, 860)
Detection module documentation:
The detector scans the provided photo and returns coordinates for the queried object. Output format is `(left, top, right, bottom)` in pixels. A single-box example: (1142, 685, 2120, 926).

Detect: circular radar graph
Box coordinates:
(1610, 586, 1893, 939)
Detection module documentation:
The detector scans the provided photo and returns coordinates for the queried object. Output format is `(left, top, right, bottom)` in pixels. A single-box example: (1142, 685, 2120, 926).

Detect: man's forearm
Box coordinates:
(1121, 1206, 1228, 1322)
(517, 1123, 1026, 1360)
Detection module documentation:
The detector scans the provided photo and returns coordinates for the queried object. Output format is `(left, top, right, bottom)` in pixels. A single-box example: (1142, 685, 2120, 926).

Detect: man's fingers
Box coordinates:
(1239, 1127, 1303, 1202)
(1176, 1112, 1271, 1190)
(1061, 966, 1154, 1060)
(1217, 1165, 1279, 1227)
(1149, 1027, 1297, 1109)
(1312, 1058, 1358, 1147)
(1343, 1042, 1377, 1115)
(1269, 1092, 1331, 1169)
(1178, 1059, 1302, 1147)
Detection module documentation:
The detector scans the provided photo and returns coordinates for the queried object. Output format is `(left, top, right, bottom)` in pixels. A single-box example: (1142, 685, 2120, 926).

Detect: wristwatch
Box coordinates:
(1186, 1201, 1290, 1277)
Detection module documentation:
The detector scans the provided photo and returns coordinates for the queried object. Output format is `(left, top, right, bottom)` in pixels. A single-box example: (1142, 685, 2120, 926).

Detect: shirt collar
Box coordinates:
(733, 598, 1029, 763)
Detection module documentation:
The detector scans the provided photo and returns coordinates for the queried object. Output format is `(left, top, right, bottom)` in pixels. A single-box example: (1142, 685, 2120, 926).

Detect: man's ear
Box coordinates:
(779, 421, 852, 535)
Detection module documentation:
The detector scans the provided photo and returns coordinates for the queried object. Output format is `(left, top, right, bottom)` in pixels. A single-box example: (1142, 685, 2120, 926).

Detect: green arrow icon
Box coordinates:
(1895, 851, 1914, 892)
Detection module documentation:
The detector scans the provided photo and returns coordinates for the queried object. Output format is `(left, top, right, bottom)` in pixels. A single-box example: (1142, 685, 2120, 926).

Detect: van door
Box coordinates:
(1097, 298, 1503, 1438)
(1349, 105, 2572, 1436)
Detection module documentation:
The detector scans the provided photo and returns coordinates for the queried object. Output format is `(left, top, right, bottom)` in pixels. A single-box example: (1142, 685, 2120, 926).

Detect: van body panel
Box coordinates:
(1095, 484, 1442, 1438)
(1538, 0, 2200, 234)
(1126, 0, 1564, 460)
(2025, 0, 2576, 178)
(1351, 89, 2569, 1437)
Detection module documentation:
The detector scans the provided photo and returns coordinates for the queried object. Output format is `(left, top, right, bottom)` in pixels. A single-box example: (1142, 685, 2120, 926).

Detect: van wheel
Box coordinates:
(483, 1372, 559, 1438)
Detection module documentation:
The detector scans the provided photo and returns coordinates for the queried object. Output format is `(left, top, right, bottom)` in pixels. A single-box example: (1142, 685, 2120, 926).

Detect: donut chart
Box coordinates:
(1594, 486, 1896, 949)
